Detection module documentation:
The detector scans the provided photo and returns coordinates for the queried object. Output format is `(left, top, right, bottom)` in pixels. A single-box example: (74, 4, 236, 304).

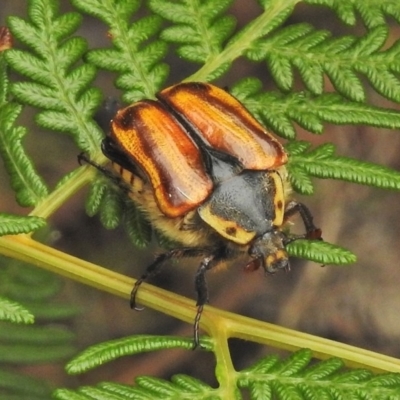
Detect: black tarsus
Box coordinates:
(193, 245, 229, 348)
(193, 255, 217, 349)
(193, 304, 204, 349)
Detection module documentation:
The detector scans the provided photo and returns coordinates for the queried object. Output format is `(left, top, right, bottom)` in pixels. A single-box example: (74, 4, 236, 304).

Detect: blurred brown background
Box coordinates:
(1, 0, 400, 391)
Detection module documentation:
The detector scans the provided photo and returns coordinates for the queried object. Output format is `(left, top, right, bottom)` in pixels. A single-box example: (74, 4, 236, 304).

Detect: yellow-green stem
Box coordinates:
(0, 234, 399, 373)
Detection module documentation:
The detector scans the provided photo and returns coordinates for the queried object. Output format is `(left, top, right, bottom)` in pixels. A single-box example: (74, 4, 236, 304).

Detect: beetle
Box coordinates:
(82, 82, 321, 347)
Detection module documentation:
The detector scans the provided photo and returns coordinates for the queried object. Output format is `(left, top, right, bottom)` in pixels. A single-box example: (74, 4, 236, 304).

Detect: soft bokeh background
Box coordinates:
(1, 0, 400, 390)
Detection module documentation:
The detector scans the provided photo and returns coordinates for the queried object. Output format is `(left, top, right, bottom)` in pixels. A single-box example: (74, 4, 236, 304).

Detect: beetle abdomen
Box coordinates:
(111, 162, 216, 247)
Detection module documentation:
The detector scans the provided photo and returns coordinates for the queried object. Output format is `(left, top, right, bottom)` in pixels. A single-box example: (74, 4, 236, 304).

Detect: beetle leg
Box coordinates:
(193, 246, 230, 349)
(130, 247, 217, 311)
(284, 201, 322, 241)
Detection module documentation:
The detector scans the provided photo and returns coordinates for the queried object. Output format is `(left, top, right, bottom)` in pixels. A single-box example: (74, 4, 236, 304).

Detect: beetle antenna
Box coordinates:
(78, 152, 135, 196)
(78, 153, 111, 177)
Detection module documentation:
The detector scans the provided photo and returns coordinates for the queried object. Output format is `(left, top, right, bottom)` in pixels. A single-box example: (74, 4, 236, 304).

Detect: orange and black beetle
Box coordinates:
(86, 82, 321, 346)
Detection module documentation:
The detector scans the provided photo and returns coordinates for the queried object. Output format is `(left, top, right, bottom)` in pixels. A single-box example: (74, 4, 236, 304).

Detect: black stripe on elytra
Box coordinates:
(156, 84, 243, 179)
(159, 83, 285, 165)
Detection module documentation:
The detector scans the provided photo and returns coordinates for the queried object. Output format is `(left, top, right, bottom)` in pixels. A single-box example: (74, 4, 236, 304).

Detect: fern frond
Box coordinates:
(247, 25, 400, 102)
(285, 165, 314, 195)
(72, 0, 169, 103)
(0, 297, 34, 324)
(0, 259, 78, 365)
(0, 369, 52, 399)
(0, 341, 76, 364)
(289, 142, 400, 191)
(305, 0, 400, 29)
(84, 176, 152, 247)
(66, 335, 212, 374)
(135, 376, 216, 398)
(0, 57, 48, 207)
(0, 54, 10, 104)
(0, 260, 77, 317)
(0, 323, 74, 345)
(150, 0, 236, 68)
(54, 376, 217, 400)
(85, 179, 108, 217)
(23, 301, 80, 321)
(4, 267, 62, 302)
(0, 213, 46, 235)
(5, 0, 103, 154)
(97, 187, 123, 230)
(152, 0, 292, 81)
(238, 349, 400, 399)
(55, 349, 400, 399)
(287, 240, 357, 265)
(232, 78, 400, 139)
(123, 201, 152, 248)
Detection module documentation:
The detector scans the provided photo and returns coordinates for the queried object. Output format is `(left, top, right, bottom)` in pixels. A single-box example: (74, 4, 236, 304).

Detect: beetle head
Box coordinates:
(247, 230, 290, 274)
